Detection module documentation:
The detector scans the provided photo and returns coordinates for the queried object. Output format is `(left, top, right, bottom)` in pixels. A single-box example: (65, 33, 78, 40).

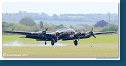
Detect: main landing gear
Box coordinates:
(51, 39, 55, 46)
(74, 39, 78, 46)
(45, 41, 47, 45)
(44, 39, 55, 46)
(44, 39, 78, 46)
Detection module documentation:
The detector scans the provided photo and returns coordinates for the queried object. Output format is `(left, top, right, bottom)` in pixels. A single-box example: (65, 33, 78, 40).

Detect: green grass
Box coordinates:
(2, 35, 41, 44)
(2, 34, 119, 58)
(3, 44, 118, 57)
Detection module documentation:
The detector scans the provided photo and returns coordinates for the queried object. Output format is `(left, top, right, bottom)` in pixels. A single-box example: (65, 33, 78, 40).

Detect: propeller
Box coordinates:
(77, 32, 81, 40)
(45, 28, 48, 32)
(41, 28, 48, 45)
(89, 28, 96, 38)
(38, 28, 48, 39)
(42, 28, 48, 35)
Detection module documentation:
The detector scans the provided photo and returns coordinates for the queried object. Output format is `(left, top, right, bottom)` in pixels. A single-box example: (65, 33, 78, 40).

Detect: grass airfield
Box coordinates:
(2, 34, 119, 58)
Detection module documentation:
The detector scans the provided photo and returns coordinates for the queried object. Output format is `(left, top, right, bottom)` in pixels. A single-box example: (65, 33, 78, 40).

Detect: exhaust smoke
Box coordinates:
(3, 41, 68, 46)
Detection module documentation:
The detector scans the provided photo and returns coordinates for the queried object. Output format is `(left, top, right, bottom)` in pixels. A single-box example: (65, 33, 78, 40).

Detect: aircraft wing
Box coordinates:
(3, 31, 32, 35)
(93, 31, 116, 35)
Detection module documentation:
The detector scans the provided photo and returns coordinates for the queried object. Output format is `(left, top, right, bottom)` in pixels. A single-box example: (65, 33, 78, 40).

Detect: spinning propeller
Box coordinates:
(40, 28, 48, 45)
(89, 28, 96, 38)
(41, 28, 48, 35)
(38, 28, 48, 38)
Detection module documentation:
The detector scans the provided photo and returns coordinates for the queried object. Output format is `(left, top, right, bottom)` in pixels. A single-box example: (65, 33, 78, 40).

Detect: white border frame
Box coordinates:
(0, 0, 120, 60)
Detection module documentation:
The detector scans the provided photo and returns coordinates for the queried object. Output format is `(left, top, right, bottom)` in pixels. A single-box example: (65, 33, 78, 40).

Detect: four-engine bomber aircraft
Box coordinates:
(4, 28, 116, 46)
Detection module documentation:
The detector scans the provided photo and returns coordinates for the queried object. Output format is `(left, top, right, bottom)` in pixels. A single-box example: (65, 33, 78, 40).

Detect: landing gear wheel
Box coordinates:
(74, 40, 78, 46)
(51, 39, 55, 46)
(45, 41, 47, 45)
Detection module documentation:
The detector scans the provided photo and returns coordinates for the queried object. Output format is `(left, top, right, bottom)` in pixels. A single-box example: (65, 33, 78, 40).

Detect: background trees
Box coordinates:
(2, 16, 118, 33)
(19, 16, 36, 26)
(101, 24, 118, 32)
(2, 22, 15, 31)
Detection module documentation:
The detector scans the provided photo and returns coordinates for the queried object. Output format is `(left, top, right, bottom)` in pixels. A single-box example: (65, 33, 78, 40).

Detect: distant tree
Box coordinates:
(52, 14, 59, 20)
(54, 24, 65, 29)
(2, 22, 8, 31)
(101, 24, 118, 32)
(14, 24, 39, 32)
(19, 16, 36, 26)
(6, 23, 15, 31)
(2, 22, 15, 31)
(40, 21, 44, 30)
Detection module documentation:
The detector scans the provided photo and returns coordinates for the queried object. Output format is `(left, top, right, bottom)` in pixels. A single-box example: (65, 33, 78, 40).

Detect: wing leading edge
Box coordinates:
(93, 31, 116, 35)
(3, 31, 32, 35)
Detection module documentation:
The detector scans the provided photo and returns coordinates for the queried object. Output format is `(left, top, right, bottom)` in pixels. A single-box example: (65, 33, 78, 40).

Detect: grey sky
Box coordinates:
(2, 2, 118, 15)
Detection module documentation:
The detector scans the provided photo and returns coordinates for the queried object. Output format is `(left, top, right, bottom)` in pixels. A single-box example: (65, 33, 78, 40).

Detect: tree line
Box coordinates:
(2, 17, 118, 33)
(3, 12, 118, 24)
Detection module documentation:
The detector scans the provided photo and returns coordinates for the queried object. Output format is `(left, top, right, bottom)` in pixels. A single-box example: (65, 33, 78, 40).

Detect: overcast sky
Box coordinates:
(2, 2, 119, 15)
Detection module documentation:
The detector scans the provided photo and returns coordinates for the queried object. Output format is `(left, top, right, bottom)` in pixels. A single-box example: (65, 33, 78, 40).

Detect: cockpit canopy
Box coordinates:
(55, 28, 75, 34)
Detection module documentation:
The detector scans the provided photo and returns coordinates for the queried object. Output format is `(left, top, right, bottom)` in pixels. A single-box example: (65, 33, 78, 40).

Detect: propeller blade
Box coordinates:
(78, 32, 81, 40)
(78, 37, 80, 40)
(92, 34, 96, 38)
(45, 28, 48, 31)
(41, 28, 48, 35)
(90, 32, 96, 38)
(89, 28, 96, 38)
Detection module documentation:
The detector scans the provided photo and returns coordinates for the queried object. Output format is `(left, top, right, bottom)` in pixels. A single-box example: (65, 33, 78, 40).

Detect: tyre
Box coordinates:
(74, 40, 78, 46)
(51, 39, 55, 46)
